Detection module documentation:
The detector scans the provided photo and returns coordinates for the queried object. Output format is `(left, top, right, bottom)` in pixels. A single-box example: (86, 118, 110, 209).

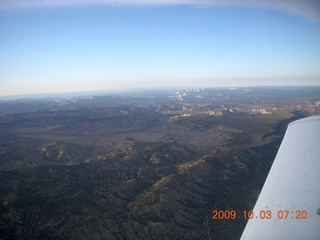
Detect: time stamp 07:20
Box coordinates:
(212, 210, 308, 220)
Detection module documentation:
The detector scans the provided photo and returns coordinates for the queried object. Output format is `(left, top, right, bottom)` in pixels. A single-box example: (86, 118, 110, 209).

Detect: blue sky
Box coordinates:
(0, 0, 319, 96)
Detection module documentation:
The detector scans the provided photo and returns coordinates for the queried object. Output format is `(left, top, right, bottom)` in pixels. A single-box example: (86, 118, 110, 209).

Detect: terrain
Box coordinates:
(0, 86, 319, 239)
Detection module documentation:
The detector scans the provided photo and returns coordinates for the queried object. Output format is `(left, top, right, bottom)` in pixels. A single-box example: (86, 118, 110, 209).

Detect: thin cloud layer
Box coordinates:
(0, 0, 319, 22)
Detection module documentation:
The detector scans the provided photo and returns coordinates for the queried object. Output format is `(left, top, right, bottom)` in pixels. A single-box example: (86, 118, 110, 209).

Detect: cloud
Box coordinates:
(0, 0, 319, 23)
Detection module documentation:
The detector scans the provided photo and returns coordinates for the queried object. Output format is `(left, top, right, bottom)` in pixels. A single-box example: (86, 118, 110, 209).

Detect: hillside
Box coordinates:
(0, 86, 318, 239)
(0, 140, 278, 239)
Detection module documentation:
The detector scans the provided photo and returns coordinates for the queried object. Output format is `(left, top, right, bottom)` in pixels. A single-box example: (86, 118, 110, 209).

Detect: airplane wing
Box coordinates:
(240, 115, 320, 240)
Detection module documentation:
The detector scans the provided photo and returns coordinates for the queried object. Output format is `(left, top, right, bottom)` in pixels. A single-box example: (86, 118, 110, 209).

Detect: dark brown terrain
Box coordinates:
(0, 86, 319, 239)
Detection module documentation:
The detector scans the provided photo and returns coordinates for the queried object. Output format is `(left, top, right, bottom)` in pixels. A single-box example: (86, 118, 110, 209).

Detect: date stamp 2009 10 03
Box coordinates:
(212, 209, 308, 220)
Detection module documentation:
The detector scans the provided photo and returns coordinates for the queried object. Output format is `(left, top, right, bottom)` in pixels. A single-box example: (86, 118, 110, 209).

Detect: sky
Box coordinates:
(0, 0, 320, 96)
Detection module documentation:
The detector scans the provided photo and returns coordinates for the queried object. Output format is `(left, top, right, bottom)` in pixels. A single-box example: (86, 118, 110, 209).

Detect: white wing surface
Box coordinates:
(240, 115, 320, 240)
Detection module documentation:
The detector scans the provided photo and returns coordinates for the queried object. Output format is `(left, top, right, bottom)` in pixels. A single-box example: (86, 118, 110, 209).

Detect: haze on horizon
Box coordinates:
(0, 0, 320, 97)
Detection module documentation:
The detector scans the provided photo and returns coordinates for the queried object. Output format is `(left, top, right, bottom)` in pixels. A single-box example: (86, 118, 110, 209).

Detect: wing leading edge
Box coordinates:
(240, 115, 320, 240)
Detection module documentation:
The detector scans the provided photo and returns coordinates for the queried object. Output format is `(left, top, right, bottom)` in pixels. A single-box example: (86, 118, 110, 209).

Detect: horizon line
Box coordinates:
(1, 84, 320, 101)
